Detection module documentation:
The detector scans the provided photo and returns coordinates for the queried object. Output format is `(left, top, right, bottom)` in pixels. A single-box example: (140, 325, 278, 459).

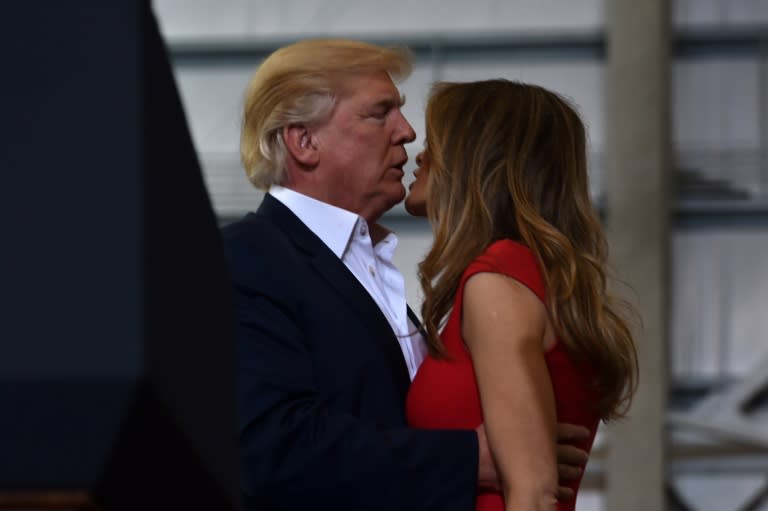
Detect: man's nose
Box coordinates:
(393, 110, 416, 144)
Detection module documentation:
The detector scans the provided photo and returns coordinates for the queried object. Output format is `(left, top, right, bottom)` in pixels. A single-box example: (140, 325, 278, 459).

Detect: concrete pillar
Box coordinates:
(604, 1, 670, 510)
(760, 40, 768, 198)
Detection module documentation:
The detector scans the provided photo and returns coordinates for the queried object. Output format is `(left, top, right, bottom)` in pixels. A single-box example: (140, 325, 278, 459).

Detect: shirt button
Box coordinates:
(368, 265, 376, 277)
(360, 224, 368, 236)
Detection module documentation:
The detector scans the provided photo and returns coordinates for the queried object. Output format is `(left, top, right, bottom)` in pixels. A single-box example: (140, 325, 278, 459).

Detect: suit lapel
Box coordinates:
(252, 195, 411, 395)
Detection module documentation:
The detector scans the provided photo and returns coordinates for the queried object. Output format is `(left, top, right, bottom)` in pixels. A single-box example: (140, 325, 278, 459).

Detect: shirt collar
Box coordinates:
(374, 231, 398, 262)
(269, 185, 359, 259)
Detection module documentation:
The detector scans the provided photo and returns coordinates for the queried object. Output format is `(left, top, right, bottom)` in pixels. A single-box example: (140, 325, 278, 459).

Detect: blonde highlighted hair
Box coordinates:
(419, 80, 638, 420)
(240, 39, 412, 189)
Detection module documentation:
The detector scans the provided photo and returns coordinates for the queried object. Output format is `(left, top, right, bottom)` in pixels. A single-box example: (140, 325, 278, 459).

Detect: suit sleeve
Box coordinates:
(226, 227, 478, 511)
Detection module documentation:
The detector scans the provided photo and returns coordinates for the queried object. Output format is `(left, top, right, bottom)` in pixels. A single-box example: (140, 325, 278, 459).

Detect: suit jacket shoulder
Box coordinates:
(222, 195, 478, 511)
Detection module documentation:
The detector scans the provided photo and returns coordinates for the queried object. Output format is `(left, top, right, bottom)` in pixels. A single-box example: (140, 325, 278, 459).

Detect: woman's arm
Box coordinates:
(463, 272, 559, 511)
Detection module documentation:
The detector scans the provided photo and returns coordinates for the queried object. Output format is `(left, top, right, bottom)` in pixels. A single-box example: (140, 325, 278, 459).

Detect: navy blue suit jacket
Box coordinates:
(222, 195, 478, 511)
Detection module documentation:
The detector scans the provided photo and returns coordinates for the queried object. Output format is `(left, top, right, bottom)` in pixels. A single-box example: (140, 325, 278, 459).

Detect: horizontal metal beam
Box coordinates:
(169, 31, 605, 65)
(674, 199, 768, 229)
(168, 26, 768, 66)
(217, 199, 768, 229)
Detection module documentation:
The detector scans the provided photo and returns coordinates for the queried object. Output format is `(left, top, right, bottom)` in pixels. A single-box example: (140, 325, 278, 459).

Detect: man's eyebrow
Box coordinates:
(373, 94, 406, 109)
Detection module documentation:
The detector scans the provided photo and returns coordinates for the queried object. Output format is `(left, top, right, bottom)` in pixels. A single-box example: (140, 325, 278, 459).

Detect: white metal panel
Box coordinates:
(153, 0, 604, 39)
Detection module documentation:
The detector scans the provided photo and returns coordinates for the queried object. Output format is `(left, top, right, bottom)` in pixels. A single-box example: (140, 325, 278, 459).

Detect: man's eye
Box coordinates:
(370, 109, 388, 119)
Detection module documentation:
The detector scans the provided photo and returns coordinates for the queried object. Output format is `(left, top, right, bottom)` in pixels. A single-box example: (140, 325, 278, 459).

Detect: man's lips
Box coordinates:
(392, 157, 408, 170)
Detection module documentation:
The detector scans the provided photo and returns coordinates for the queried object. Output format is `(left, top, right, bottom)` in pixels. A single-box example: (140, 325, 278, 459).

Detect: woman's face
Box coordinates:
(404, 150, 430, 217)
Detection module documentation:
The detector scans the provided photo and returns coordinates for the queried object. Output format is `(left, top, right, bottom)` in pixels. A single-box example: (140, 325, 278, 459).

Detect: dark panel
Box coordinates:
(0, 1, 237, 508)
(1, 0, 141, 382)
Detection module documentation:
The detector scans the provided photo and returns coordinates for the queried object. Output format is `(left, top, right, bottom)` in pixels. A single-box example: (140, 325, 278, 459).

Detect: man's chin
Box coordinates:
(387, 187, 407, 209)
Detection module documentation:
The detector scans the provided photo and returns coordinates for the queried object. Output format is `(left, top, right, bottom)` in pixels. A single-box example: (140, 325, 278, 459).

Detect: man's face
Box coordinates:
(311, 71, 416, 222)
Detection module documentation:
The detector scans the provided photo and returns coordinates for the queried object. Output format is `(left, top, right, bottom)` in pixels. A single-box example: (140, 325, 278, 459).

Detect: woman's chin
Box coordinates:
(404, 200, 427, 218)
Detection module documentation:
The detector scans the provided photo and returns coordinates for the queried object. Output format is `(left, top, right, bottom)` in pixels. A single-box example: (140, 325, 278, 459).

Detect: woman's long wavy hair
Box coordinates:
(418, 80, 638, 420)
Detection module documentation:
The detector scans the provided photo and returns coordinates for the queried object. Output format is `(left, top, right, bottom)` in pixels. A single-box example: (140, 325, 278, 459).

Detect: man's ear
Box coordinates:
(283, 124, 319, 167)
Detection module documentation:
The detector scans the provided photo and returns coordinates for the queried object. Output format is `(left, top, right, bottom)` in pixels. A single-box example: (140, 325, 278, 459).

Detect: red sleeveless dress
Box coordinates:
(406, 240, 600, 511)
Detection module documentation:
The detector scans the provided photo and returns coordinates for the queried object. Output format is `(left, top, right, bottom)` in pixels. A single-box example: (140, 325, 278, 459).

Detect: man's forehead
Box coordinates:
(338, 70, 402, 99)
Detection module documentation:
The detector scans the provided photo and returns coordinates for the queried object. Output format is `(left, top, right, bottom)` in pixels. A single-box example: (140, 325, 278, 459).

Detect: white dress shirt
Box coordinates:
(269, 186, 427, 380)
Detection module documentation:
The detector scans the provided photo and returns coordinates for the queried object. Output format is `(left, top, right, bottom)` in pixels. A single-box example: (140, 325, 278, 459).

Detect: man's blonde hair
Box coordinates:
(240, 39, 413, 189)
